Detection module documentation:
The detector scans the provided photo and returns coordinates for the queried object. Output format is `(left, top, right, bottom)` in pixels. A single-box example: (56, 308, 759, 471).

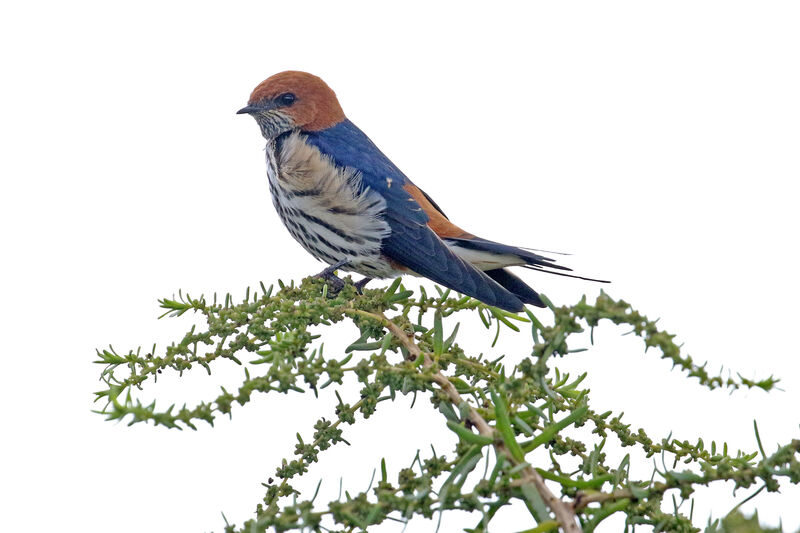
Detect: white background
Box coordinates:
(2, 1, 799, 531)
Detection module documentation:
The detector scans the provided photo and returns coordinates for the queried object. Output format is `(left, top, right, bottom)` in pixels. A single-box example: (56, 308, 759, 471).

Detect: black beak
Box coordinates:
(237, 105, 259, 115)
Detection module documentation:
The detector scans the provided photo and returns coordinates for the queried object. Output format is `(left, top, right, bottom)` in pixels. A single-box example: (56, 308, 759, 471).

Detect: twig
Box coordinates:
(351, 309, 582, 533)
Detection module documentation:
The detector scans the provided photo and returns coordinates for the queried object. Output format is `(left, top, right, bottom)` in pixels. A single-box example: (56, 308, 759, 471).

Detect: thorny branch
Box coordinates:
(354, 309, 581, 533)
(93, 277, 797, 533)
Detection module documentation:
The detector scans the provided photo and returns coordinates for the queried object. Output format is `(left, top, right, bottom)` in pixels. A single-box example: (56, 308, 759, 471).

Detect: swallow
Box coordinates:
(238, 71, 604, 312)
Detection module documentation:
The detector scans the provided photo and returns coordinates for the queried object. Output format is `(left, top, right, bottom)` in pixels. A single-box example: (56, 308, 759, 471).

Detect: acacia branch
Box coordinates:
(352, 309, 582, 533)
(97, 280, 795, 532)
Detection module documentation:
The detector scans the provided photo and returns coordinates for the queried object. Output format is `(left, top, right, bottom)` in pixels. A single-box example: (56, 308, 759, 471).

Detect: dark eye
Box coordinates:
(278, 93, 296, 106)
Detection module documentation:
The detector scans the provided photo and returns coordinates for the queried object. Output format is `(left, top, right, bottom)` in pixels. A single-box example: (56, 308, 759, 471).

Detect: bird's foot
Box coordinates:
(314, 260, 349, 296)
(354, 277, 372, 295)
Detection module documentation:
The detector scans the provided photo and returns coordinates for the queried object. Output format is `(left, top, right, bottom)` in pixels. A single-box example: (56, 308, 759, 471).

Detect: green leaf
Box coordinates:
(491, 387, 525, 462)
(446, 421, 494, 446)
(523, 405, 588, 453)
(443, 322, 460, 351)
(520, 482, 549, 523)
(383, 277, 402, 300)
(433, 311, 444, 356)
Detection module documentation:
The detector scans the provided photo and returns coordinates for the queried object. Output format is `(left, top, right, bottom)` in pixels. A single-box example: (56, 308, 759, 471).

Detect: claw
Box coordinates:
(314, 259, 349, 296)
(354, 277, 372, 295)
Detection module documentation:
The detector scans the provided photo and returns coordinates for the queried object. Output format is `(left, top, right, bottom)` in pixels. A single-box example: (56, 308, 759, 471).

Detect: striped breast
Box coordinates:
(265, 131, 400, 278)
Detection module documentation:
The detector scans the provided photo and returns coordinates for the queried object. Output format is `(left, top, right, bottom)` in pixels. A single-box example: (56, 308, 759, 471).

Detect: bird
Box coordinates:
(238, 71, 604, 312)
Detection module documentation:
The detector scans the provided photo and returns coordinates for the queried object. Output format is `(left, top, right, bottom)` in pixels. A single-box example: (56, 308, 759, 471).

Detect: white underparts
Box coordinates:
(444, 242, 524, 271)
(265, 132, 399, 278)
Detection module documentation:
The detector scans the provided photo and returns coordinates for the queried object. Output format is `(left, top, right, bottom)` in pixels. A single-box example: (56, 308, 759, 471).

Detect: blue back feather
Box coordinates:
(303, 120, 524, 311)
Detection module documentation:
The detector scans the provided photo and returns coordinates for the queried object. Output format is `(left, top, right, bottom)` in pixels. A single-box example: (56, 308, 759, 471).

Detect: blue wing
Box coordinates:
(303, 120, 524, 311)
